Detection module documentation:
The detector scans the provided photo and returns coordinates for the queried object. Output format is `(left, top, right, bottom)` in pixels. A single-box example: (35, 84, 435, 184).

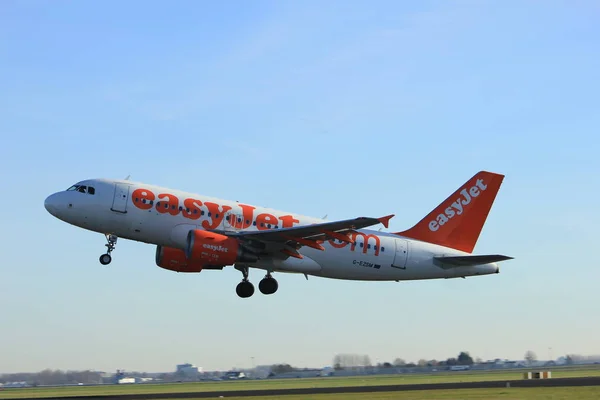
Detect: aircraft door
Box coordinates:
(111, 183, 131, 213)
(391, 238, 408, 270)
(223, 210, 244, 231)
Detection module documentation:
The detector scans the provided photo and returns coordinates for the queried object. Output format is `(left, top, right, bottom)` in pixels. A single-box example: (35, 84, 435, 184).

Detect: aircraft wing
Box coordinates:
(434, 254, 513, 267)
(216, 214, 394, 257)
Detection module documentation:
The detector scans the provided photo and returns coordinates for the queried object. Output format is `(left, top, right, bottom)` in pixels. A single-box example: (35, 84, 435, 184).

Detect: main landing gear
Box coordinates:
(235, 266, 278, 298)
(99, 234, 118, 265)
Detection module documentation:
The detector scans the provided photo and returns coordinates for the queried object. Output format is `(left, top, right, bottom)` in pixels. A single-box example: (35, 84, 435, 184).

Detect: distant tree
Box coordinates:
(405, 362, 417, 368)
(427, 360, 438, 367)
(525, 351, 537, 364)
(446, 357, 458, 366)
(271, 364, 294, 374)
(457, 352, 474, 365)
(382, 362, 393, 368)
(393, 358, 406, 367)
(475, 357, 483, 364)
(417, 359, 428, 367)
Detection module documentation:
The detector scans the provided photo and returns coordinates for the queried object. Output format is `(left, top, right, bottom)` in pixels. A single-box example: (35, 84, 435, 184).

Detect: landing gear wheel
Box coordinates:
(99, 254, 112, 265)
(236, 281, 255, 298)
(259, 276, 278, 295)
(99, 234, 118, 265)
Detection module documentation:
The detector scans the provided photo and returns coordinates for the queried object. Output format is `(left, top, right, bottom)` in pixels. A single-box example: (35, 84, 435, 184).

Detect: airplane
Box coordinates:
(44, 170, 513, 298)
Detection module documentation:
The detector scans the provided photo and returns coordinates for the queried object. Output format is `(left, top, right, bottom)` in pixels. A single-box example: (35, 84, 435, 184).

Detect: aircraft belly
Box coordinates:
(303, 243, 399, 281)
(257, 255, 322, 274)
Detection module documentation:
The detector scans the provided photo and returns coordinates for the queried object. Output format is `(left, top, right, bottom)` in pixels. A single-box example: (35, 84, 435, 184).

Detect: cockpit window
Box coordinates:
(66, 184, 96, 195)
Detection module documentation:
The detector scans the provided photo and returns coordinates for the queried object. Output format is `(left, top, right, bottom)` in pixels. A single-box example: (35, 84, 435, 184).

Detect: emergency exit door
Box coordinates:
(391, 238, 409, 270)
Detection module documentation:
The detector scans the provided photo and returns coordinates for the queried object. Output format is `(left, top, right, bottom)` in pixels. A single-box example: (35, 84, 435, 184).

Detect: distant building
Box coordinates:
(176, 363, 202, 377)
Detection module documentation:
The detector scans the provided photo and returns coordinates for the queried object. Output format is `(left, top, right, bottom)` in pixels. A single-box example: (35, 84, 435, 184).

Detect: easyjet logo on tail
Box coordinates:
(428, 179, 488, 232)
(395, 170, 504, 253)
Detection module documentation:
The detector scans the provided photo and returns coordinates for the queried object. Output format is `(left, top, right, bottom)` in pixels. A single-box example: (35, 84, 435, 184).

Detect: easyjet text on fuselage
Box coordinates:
(130, 188, 385, 257)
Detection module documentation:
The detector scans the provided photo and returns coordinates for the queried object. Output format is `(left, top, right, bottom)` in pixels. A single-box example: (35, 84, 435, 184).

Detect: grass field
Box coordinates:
(4, 387, 600, 400)
(177, 387, 600, 399)
(1, 366, 600, 399)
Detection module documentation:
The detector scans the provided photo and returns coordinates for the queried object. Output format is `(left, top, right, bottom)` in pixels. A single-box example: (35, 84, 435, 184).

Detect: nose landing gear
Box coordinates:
(99, 234, 118, 265)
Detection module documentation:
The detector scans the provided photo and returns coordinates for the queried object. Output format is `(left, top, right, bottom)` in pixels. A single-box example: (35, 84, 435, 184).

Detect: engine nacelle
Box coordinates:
(185, 230, 259, 266)
(155, 246, 205, 273)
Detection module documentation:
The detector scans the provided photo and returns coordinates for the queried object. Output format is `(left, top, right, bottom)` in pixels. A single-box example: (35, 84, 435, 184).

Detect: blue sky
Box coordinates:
(1, 0, 599, 373)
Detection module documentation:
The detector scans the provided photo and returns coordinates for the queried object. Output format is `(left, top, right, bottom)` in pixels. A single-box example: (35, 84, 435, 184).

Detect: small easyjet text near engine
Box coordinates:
(185, 230, 259, 266)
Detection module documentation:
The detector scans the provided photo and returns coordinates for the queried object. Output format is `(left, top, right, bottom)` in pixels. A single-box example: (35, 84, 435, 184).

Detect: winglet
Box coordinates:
(378, 214, 394, 229)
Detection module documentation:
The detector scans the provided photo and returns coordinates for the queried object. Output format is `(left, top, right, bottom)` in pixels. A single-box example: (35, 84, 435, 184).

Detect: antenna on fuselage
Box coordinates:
(322, 214, 327, 219)
(124, 175, 131, 180)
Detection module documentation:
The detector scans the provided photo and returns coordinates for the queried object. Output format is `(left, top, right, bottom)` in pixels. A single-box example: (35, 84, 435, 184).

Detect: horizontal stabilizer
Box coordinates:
(434, 254, 513, 267)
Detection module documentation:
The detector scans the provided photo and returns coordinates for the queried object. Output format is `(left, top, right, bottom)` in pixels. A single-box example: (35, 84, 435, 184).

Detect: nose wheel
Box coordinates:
(99, 234, 118, 265)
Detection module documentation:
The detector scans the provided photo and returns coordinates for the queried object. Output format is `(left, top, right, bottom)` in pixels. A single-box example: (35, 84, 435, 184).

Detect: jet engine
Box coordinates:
(155, 246, 205, 272)
(185, 230, 259, 266)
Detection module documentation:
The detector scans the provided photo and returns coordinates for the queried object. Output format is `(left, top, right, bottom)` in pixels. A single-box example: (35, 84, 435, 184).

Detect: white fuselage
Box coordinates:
(44, 179, 499, 281)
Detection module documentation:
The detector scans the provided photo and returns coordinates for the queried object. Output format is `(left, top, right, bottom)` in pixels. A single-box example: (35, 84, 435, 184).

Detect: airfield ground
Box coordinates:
(1, 366, 600, 399)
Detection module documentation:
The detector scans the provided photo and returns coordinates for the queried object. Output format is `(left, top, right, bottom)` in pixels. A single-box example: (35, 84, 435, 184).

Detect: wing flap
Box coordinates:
(223, 214, 394, 244)
(434, 254, 513, 267)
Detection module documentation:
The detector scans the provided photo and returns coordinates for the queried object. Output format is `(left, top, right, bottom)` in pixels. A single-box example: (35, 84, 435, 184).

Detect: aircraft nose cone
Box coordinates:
(44, 193, 59, 216)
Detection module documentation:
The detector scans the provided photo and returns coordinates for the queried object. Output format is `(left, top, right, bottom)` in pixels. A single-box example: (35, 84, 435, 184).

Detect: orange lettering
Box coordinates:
(350, 232, 381, 256)
(132, 188, 155, 210)
(156, 193, 180, 216)
(202, 202, 232, 229)
(256, 213, 278, 230)
(183, 198, 202, 220)
(279, 215, 299, 228)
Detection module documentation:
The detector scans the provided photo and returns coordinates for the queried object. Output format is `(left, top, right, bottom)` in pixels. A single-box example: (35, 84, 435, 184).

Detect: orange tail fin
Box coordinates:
(395, 171, 505, 253)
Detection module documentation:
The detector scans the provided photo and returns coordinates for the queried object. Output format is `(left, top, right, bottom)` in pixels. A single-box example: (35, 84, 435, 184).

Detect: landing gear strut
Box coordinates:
(99, 234, 118, 265)
(235, 265, 255, 298)
(234, 266, 279, 298)
(259, 273, 278, 295)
